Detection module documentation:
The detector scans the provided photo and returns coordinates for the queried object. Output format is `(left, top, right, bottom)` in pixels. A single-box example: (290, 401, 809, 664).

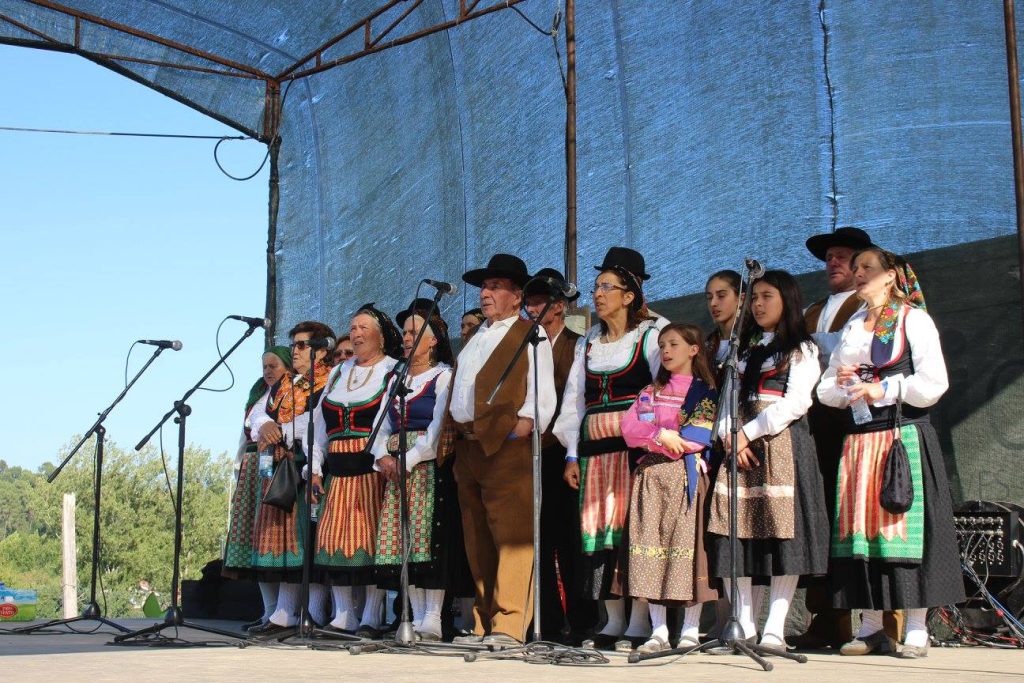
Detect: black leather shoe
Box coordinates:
(243, 618, 265, 630)
(355, 624, 384, 639)
(247, 621, 289, 637)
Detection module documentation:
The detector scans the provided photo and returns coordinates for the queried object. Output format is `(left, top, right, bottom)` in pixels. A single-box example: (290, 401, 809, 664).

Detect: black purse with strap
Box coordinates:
(879, 396, 913, 514)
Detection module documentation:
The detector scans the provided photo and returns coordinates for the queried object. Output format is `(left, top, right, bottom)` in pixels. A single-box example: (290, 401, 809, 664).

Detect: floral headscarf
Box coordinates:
(872, 257, 926, 367)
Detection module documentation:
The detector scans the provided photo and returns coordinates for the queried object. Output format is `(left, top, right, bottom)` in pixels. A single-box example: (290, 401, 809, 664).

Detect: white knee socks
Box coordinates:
(361, 586, 385, 628)
(679, 604, 702, 643)
(648, 603, 669, 643)
(408, 586, 426, 629)
(307, 582, 329, 626)
(761, 574, 798, 645)
(420, 588, 444, 637)
(722, 577, 756, 639)
(599, 598, 625, 635)
(257, 581, 279, 622)
(624, 598, 651, 638)
(857, 608, 884, 638)
(903, 608, 929, 648)
(330, 585, 357, 631)
(269, 582, 299, 627)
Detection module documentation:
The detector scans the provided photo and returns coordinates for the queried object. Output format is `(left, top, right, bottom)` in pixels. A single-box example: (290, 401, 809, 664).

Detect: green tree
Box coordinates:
(0, 438, 232, 618)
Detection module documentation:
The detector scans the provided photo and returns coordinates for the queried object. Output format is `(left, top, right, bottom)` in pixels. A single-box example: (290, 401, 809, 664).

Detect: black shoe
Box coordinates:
(243, 618, 265, 630)
(355, 624, 384, 640)
(247, 621, 289, 637)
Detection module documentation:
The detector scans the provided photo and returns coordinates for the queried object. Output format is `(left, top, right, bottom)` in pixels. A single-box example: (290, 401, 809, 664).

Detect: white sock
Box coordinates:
(420, 589, 444, 637)
(269, 582, 299, 627)
(624, 599, 651, 638)
(307, 582, 329, 626)
(903, 608, 929, 648)
(361, 586, 385, 628)
(408, 586, 426, 629)
(648, 603, 669, 642)
(599, 598, 626, 636)
(857, 608, 884, 638)
(385, 590, 398, 625)
(330, 585, 357, 631)
(457, 597, 475, 631)
(722, 577, 756, 639)
(761, 574, 798, 645)
(679, 604, 702, 643)
(257, 581, 279, 622)
(751, 584, 764, 631)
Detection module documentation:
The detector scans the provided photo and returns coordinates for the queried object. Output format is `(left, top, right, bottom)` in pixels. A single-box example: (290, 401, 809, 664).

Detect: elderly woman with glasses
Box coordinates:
(247, 320, 335, 636)
(553, 247, 667, 651)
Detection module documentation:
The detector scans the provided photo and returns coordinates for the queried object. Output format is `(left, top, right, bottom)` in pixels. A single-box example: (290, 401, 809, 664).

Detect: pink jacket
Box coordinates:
(621, 374, 706, 461)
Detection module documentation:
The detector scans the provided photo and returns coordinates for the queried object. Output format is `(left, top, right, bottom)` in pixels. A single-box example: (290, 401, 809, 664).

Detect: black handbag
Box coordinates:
(262, 449, 299, 512)
(879, 397, 914, 514)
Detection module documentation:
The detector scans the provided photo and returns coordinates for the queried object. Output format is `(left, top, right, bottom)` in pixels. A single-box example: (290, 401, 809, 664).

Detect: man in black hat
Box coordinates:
(449, 254, 556, 646)
(795, 227, 904, 650)
(522, 267, 596, 643)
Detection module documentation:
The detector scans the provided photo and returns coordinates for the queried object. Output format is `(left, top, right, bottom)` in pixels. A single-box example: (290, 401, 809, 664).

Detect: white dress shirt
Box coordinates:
(810, 290, 861, 361)
(368, 364, 452, 473)
(449, 314, 556, 432)
(818, 307, 949, 409)
(553, 317, 668, 459)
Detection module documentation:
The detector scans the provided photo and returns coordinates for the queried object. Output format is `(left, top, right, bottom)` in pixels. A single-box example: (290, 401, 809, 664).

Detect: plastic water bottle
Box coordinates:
(638, 394, 656, 423)
(258, 448, 274, 478)
(843, 378, 873, 425)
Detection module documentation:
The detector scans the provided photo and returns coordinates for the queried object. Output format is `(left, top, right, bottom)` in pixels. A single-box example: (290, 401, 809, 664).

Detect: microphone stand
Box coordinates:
(466, 278, 587, 664)
(273, 343, 360, 646)
(112, 323, 260, 646)
(13, 346, 169, 635)
(627, 262, 806, 671)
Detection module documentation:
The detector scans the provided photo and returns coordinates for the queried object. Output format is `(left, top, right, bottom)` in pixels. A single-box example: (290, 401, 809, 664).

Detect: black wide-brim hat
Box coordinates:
(594, 246, 651, 281)
(524, 267, 581, 302)
(805, 226, 874, 261)
(462, 253, 531, 288)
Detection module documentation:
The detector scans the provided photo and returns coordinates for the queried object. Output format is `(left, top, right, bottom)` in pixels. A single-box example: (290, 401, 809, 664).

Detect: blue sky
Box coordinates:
(1, 45, 270, 470)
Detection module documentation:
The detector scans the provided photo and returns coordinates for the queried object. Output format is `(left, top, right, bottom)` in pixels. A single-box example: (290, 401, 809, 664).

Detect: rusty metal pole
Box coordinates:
(1004, 0, 1024, 340)
(564, 0, 577, 293)
(264, 82, 283, 346)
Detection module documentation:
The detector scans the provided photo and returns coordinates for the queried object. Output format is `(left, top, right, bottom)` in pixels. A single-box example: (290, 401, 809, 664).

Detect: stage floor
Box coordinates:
(1, 619, 1020, 682)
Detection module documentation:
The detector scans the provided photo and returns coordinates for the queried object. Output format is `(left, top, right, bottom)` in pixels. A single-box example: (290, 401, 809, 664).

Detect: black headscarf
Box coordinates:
(356, 302, 403, 360)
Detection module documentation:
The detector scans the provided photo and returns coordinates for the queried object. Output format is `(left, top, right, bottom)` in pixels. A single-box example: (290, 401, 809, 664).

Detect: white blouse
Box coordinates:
(553, 317, 668, 459)
(818, 307, 949, 409)
(236, 388, 269, 470)
(717, 334, 821, 442)
(368, 364, 452, 473)
(310, 355, 400, 477)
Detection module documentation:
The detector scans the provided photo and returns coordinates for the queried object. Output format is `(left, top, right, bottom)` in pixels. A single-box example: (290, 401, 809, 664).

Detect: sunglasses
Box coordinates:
(291, 340, 312, 350)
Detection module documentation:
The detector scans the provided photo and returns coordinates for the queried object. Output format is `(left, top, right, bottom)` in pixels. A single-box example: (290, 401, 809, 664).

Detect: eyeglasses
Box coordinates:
(291, 340, 311, 350)
(334, 349, 354, 358)
(592, 283, 629, 294)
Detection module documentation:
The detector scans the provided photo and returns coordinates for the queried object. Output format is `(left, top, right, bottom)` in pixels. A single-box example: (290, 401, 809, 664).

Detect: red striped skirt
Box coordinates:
(315, 436, 384, 569)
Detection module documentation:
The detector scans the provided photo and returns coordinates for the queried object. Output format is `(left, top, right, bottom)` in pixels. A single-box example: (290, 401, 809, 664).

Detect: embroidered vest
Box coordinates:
(848, 319, 929, 433)
(387, 373, 441, 432)
(320, 380, 388, 477)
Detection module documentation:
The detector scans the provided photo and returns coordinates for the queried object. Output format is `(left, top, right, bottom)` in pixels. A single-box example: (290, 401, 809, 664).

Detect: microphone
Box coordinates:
(745, 258, 765, 279)
(307, 337, 335, 351)
(536, 275, 578, 299)
(138, 339, 183, 351)
(422, 279, 458, 296)
(228, 314, 271, 328)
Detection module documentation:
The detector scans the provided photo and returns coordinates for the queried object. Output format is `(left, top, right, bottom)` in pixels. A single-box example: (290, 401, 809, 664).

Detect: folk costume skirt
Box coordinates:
(315, 436, 384, 586)
(251, 444, 309, 582)
(222, 444, 260, 579)
(619, 454, 718, 606)
(375, 433, 473, 595)
(829, 421, 964, 610)
(707, 416, 829, 580)
(578, 410, 634, 600)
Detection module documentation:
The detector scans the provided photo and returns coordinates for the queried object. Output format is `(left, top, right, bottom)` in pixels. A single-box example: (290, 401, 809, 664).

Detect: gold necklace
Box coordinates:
(346, 361, 378, 391)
